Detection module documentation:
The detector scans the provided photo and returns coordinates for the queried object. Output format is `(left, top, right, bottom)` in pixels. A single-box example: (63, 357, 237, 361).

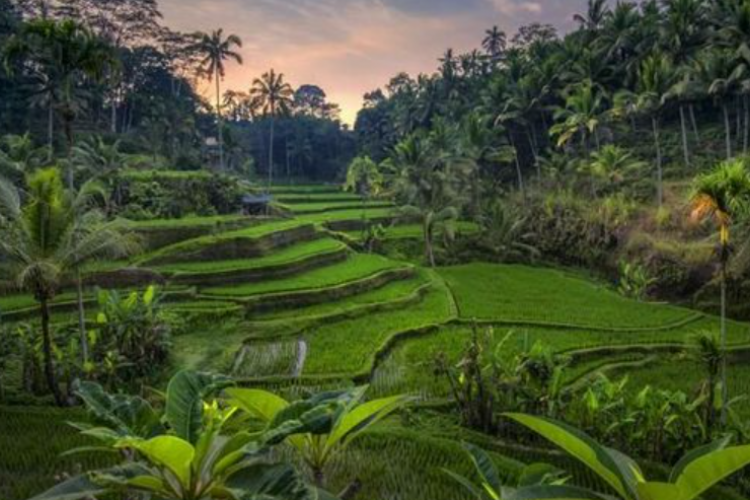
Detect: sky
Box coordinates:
(159, 0, 585, 125)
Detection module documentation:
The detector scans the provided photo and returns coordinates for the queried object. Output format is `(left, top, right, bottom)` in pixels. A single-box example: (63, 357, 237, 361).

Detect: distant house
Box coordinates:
(241, 193, 272, 215)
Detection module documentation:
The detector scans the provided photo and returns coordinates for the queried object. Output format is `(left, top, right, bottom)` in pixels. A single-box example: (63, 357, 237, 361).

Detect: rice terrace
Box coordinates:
(5, 0, 750, 499)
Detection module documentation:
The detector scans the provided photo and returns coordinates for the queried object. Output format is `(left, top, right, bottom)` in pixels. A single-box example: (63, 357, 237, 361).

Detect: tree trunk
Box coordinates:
(76, 268, 88, 366)
(47, 102, 54, 161)
(526, 128, 539, 178)
(689, 104, 700, 143)
(652, 116, 663, 208)
(424, 220, 435, 268)
(723, 103, 732, 160)
(744, 95, 749, 155)
(111, 87, 117, 134)
(679, 105, 690, 168)
(268, 117, 275, 190)
(720, 251, 728, 425)
(215, 73, 224, 171)
(508, 132, 524, 193)
(40, 298, 64, 406)
(63, 115, 74, 189)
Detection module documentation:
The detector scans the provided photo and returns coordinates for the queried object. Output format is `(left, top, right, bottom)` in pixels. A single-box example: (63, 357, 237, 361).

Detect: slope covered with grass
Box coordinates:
(440, 263, 700, 329)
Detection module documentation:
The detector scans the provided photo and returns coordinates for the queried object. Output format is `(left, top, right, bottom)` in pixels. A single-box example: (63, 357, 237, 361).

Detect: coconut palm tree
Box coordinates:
(615, 53, 675, 207)
(482, 26, 506, 65)
(692, 48, 746, 160)
(690, 158, 750, 423)
(389, 132, 465, 267)
(587, 145, 646, 195)
(0, 169, 136, 405)
(3, 19, 116, 186)
(550, 79, 606, 158)
(251, 69, 294, 189)
(574, 0, 610, 32)
(191, 29, 243, 171)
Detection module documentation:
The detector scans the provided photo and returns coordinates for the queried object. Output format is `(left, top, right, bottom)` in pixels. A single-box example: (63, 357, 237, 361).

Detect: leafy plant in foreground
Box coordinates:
(228, 385, 407, 490)
(31, 370, 337, 500)
(444, 442, 592, 500)
(506, 412, 750, 500)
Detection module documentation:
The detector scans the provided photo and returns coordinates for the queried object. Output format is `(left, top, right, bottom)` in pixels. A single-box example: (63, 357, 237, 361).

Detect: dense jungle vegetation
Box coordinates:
(4, 0, 750, 499)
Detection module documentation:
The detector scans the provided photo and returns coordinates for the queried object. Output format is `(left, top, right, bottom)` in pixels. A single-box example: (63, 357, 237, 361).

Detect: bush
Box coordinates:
(112, 170, 246, 219)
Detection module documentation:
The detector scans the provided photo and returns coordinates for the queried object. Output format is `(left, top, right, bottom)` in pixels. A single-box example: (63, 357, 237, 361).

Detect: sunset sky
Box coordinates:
(159, 0, 585, 125)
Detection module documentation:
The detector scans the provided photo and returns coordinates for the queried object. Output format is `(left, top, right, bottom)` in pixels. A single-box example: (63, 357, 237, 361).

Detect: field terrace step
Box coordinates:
(137, 220, 318, 266)
(127, 214, 260, 251)
(241, 276, 435, 341)
(198, 254, 417, 314)
(0, 286, 196, 322)
(282, 201, 395, 215)
(155, 238, 350, 287)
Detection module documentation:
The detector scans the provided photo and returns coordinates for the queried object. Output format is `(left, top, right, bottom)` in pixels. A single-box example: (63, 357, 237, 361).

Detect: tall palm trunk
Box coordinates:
(720, 247, 728, 425)
(723, 103, 732, 160)
(744, 95, 749, 155)
(40, 297, 64, 406)
(215, 71, 224, 171)
(508, 132, 524, 193)
(690, 104, 700, 143)
(424, 219, 435, 268)
(679, 105, 690, 168)
(267, 116, 275, 190)
(47, 102, 54, 161)
(652, 116, 663, 208)
(76, 268, 88, 365)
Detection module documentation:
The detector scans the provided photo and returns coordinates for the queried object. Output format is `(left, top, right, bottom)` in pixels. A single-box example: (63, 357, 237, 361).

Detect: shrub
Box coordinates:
(112, 170, 246, 219)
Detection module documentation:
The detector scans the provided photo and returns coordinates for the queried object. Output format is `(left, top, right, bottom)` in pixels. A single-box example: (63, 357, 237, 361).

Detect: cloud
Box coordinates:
(487, 0, 542, 14)
(159, 0, 587, 124)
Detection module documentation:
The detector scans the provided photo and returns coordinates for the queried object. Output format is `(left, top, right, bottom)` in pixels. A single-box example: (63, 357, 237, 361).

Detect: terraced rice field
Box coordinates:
(3, 184, 750, 500)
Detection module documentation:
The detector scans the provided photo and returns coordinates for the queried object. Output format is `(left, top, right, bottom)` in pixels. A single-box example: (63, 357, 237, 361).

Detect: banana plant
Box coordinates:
(31, 370, 337, 500)
(505, 412, 750, 500)
(227, 386, 407, 487)
(443, 442, 603, 500)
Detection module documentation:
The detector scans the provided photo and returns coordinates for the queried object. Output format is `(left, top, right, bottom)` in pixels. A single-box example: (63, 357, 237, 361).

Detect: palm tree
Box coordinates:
(690, 331, 722, 433)
(251, 69, 294, 189)
(550, 79, 605, 159)
(482, 26, 506, 65)
(191, 29, 243, 171)
(689, 48, 746, 160)
(616, 53, 675, 207)
(587, 145, 646, 195)
(0, 169, 136, 405)
(690, 158, 750, 423)
(3, 19, 116, 186)
(574, 0, 610, 32)
(390, 132, 465, 267)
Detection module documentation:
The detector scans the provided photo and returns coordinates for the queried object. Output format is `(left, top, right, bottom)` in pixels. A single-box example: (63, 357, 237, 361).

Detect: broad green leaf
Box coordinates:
(674, 445, 750, 500)
(226, 387, 289, 422)
(670, 437, 731, 482)
(29, 475, 107, 500)
(125, 475, 167, 493)
(224, 462, 310, 500)
(442, 468, 490, 500)
(165, 370, 231, 443)
(125, 436, 195, 487)
(636, 482, 682, 500)
(504, 413, 631, 499)
(327, 394, 406, 448)
(506, 484, 610, 500)
(517, 463, 565, 487)
(464, 443, 503, 497)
